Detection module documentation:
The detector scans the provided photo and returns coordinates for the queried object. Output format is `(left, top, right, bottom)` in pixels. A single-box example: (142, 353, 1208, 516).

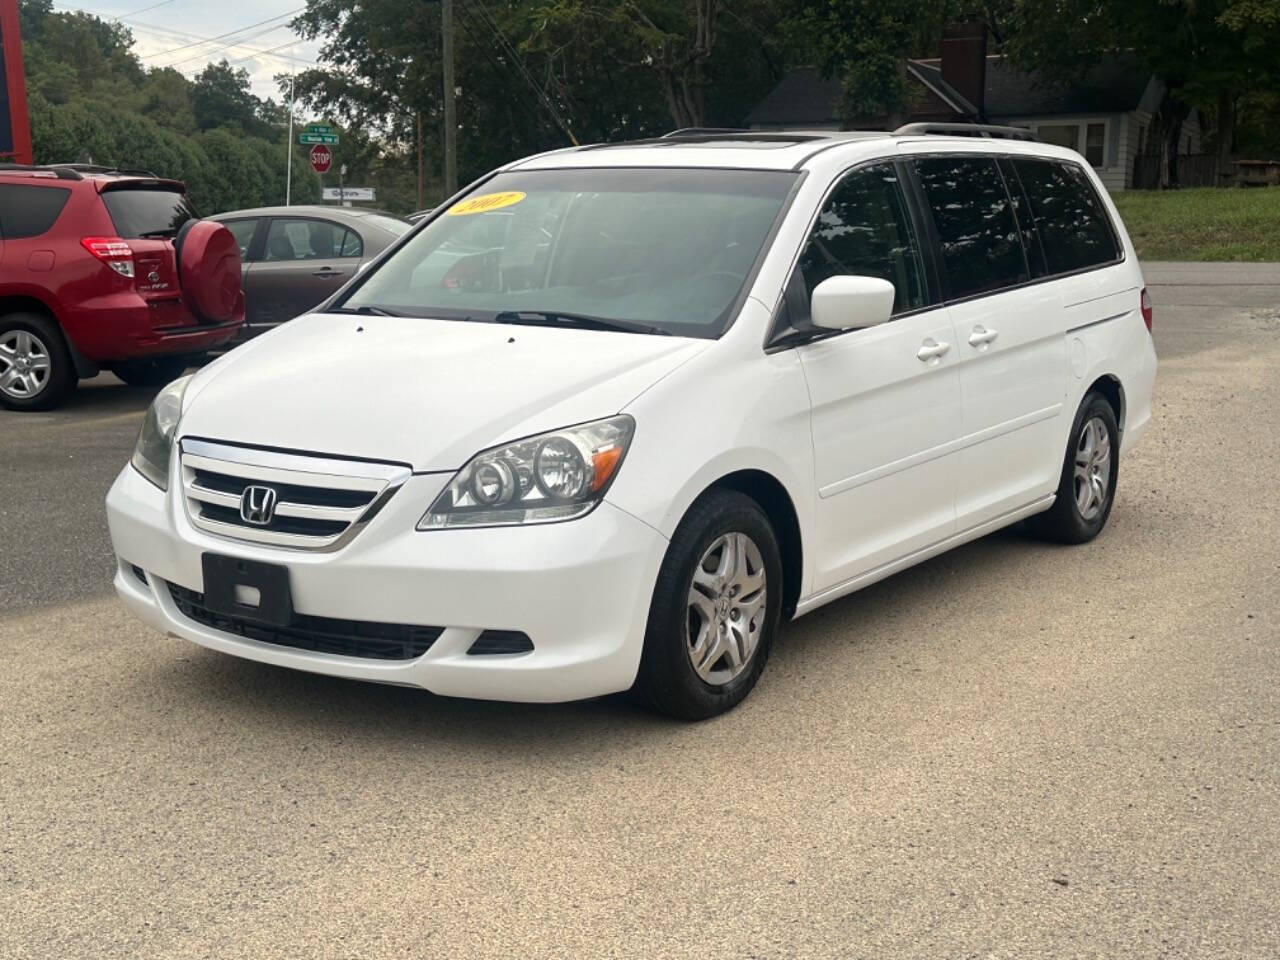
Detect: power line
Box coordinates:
(50, 3, 314, 65)
(133, 7, 303, 62)
(111, 0, 177, 20)
(465, 0, 576, 144)
(157, 21, 295, 69)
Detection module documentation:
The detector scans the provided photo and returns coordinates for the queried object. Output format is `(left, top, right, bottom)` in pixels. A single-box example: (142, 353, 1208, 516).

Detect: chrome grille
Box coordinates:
(179, 438, 411, 551)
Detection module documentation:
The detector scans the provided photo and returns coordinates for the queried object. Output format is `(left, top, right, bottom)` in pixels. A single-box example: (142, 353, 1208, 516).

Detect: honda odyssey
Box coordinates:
(106, 126, 1156, 719)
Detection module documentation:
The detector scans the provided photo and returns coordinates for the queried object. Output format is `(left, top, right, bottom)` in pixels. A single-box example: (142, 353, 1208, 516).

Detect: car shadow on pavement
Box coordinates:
(139, 523, 1060, 755)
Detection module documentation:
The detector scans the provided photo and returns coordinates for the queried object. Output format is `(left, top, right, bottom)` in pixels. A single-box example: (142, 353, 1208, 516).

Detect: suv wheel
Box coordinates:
(1027, 391, 1120, 544)
(636, 490, 782, 720)
(0, 313, 75, 411)
(110, 356, 192, 388)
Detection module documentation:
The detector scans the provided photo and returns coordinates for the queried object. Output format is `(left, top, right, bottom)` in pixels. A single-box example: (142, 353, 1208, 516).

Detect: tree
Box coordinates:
(781, 0, 959, 126)
(192, 61, 271, 136)
(998, 0, 1280, 181)
(19, 0, 313, 212)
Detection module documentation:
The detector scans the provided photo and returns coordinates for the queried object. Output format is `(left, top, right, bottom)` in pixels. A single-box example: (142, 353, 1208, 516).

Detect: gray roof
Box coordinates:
(744, 67, 841, 127)
(747, 54, 1152, 127)
(912, 52, 1151, 118)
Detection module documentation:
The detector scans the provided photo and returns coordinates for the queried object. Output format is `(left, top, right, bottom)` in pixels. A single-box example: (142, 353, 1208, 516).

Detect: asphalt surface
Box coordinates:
(1, 262, 1277, 958)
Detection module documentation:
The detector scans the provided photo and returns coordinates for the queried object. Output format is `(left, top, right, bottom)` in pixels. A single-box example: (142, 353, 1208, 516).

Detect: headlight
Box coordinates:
(419, 415, 635, 529)
(130, 374, 192, 490)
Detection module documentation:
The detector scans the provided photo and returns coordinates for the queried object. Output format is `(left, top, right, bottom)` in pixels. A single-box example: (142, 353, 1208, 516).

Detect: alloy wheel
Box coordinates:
(0, 330, 52, 400)
(1074, 415, 1112, 520)
(686, 532, 768, 685)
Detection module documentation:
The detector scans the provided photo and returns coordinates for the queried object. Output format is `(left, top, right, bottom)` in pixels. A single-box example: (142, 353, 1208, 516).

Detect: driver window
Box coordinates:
(798, 164, 926, 315)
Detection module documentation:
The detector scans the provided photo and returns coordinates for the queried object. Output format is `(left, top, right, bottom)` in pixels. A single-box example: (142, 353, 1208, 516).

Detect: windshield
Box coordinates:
(342, 167, 798, 338)
(101, 187, 197, 238)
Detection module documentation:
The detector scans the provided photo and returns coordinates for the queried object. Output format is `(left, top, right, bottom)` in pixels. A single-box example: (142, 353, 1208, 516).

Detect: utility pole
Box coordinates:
(442, 0, 457, 195)
(416, 111, 424, 209)
(285, 69, 295, 205)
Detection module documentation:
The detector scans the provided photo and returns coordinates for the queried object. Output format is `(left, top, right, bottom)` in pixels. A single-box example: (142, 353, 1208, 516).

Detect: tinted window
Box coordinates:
(0, 184, 72, 239)
(264, 219, 355, 261)
(798, 163, 925, 314)
(101, 188, 196, 238)
(222, 219, 259, 259)
(1010, 158, 1120, 275)
(914, 156, 1028, 298)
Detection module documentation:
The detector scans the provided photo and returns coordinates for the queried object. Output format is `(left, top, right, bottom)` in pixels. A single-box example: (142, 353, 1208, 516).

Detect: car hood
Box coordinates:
(180, 313, 708, 472)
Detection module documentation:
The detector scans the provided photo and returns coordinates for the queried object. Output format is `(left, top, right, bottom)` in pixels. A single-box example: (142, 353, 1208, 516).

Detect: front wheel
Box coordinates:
(636, 490, 783, 720)
(1027, 391, 1120, 544)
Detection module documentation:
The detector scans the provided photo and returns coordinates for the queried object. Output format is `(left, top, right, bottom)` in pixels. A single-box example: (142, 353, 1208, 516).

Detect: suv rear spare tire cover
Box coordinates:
(176, 220, 244, 324)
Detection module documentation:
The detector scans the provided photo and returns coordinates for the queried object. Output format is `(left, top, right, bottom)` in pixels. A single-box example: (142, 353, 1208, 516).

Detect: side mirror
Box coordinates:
(810, 275, 896, 331)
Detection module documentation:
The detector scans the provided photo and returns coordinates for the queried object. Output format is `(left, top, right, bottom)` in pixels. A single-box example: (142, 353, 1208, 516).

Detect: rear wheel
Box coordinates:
(1027, 391, 1120, 544)
(110, 356, 191, 387)
(636, 490, 782, 720)
(0, 313, 75, 411)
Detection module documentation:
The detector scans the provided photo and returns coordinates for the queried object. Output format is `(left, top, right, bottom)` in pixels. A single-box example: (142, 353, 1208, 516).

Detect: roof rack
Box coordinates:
(0, 163, 84, 180)
(661, 127, 750, 138)
(893, 122, 1037, 142)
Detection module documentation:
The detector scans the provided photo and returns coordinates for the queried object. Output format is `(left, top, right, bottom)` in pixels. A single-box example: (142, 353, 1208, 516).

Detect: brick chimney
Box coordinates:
(940, 22, 987, 120)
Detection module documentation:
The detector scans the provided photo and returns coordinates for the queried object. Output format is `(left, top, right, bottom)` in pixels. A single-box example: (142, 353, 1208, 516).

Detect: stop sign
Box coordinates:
(310, 144, 332, 174)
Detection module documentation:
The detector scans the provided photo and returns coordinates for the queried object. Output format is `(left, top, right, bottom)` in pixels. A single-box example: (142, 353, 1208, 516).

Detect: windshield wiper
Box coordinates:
(492, 310, 671, 336)
(329, 304, 407, 317)
(137, 228, 177, 239)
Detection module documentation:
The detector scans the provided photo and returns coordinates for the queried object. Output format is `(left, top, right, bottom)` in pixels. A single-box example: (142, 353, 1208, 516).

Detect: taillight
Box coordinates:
(1140, 287, 1153, 333)
(81, 237, 135, 278)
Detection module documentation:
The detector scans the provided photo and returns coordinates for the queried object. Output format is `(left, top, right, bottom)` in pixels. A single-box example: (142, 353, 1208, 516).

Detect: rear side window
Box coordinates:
(101, 188, 197, 238)
(797, 162, 926, 314)
(0, 184, 72, 239)
(263, 218, 360, 261)
(1009, 158, 1121, 275)
(914, 156, 1028, 299)
(222, 218, 259, 259)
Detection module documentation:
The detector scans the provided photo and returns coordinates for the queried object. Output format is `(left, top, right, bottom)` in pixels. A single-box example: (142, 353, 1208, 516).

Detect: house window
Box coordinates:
(1032, 121, 1109, 169)
(1085, 123, 1106, 166)
(1036, 125, 1080, 151)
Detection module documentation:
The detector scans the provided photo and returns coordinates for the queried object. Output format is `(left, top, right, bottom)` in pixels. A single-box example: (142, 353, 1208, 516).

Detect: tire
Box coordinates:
(110, 356, 191, 387)
(1027, 391, 1120, 544)
(636, 490, 783, 720)
(0, 312, 76, 412)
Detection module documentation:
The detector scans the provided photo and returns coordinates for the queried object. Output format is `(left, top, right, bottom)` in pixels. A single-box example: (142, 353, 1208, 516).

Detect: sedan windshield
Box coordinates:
(341, 167, 798, 338)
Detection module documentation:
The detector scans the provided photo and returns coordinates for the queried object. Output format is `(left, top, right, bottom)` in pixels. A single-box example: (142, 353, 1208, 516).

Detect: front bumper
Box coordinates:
(106, 463, 668, 702)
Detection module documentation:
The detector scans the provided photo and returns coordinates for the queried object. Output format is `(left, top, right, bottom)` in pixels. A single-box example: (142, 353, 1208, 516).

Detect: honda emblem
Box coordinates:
(239, 485, 278, 526)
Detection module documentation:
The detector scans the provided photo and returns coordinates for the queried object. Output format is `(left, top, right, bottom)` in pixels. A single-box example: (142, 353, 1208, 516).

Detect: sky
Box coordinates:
(52, 0, 322, 101)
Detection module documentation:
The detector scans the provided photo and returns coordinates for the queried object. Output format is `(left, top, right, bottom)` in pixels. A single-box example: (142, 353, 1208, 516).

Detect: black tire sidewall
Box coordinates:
(0, 313, 74, 411)
(639, 490, 783, 720)
(1051, 393, 1121, 542)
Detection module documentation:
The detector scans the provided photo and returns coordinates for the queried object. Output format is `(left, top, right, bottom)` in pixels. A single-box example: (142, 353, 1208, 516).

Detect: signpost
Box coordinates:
(309, 144, 332, 174)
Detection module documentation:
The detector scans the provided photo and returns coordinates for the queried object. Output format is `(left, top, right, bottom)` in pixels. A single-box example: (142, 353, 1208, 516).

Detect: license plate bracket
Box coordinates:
(201, 553, 293, 627)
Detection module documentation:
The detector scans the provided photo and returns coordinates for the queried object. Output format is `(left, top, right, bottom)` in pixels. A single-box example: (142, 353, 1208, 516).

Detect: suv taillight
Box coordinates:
(81, 237, 135, 278)
(1140, 287, 1153, 333)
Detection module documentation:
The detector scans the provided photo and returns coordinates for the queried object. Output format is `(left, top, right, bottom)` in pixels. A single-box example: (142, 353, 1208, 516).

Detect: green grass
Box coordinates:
(1110, 187, 1280, 262)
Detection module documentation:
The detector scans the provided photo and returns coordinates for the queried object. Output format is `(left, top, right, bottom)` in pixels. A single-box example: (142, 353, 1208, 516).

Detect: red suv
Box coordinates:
(0, 164, 244, 410)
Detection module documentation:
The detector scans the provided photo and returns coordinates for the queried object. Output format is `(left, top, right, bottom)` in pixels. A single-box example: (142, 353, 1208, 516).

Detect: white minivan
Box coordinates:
(107, 126, 1156, 719)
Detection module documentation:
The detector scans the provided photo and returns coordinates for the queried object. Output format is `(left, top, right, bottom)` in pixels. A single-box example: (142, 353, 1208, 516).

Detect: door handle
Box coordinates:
(312, 267, 345, 278)
(916, 338, 951, 362)
(968, 325, 999, 348)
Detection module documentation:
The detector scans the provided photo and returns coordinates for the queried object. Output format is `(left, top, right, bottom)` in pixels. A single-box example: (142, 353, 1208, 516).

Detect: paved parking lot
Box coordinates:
(1, 262, 1277, 958)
